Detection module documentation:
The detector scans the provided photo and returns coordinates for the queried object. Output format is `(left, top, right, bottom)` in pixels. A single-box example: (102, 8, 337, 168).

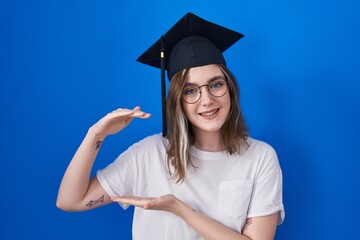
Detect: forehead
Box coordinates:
(187, 64, 224, 84)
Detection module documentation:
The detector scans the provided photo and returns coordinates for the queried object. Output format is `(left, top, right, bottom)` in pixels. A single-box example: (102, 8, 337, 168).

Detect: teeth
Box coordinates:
(200, 109, 218, 116)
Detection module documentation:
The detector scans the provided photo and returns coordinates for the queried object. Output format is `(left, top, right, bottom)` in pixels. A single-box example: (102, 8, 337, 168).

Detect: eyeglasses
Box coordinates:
(182, 78, 228, 104)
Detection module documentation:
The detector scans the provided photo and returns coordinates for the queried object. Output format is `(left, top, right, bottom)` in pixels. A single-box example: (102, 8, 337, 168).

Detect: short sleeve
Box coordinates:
(96, 134, 166, 210)
(96, 145, 137, 209)
(247, 144, 285, 224)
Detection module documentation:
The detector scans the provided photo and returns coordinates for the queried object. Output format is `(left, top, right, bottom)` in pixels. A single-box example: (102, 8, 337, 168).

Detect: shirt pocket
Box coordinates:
(218, 179, 253, 218)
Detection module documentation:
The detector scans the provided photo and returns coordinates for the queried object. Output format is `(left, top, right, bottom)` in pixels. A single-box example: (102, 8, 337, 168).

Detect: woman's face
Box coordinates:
(182, 64, 231, 136)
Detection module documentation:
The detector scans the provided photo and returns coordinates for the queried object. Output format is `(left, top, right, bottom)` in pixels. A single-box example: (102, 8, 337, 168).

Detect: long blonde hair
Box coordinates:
(166, 65, 248, 183)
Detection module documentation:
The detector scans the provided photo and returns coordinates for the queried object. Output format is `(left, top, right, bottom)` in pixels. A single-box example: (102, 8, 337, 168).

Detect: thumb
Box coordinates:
(133, 106, 141, 111)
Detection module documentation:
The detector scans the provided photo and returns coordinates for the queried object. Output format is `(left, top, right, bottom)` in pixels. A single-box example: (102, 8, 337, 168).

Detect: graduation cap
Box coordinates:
(137, 12, 244, 137)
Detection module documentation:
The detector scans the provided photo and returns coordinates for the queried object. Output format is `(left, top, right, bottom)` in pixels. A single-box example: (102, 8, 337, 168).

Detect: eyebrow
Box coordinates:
(184, 75, 225, 87)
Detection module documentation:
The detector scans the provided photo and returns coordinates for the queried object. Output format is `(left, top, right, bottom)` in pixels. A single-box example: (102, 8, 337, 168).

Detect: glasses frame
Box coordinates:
(182, 77, 228, 104)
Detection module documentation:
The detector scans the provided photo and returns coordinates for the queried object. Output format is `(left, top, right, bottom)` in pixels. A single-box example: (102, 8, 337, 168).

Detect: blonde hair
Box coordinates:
(166, 65, 248, 183)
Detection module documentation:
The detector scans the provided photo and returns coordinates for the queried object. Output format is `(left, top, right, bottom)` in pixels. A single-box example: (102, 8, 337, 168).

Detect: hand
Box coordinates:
(89, 106, 151, 140)
(111, 194, 180, 213)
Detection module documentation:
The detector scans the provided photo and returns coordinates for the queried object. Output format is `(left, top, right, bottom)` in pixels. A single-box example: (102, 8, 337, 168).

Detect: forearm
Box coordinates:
(175, 200, 251, 240)
(57, 128, 103, 210)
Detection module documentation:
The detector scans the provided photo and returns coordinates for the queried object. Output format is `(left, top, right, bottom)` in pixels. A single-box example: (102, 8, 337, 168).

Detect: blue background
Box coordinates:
(1, 0, 359, 239)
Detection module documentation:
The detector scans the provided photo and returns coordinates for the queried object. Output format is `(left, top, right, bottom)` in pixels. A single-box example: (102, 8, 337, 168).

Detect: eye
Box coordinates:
(209, 80, 225, 90)
(183, 87, 198, 95)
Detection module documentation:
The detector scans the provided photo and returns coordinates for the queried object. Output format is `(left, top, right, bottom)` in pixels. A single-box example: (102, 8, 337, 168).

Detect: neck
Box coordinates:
(193, 130, 224, 152)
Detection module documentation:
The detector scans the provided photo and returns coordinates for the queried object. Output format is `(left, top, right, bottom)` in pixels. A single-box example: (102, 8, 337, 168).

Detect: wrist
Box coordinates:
(86, 127, 107, 150)
(88, 126, 106, 141)
(171, 197, 193, 218)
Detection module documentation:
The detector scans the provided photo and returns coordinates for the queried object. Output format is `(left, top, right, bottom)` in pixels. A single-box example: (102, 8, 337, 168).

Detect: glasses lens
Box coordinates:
(209, 79, 227, 97)
(183, 86, 200, 104)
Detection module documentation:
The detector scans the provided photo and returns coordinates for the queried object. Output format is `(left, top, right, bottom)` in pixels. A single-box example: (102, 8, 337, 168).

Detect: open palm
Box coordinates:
(112, 194, 178, 213)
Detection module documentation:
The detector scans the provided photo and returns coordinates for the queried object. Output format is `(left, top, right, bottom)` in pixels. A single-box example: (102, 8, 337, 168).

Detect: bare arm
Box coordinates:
(176, 202, 278, 240)
(56, 129, 111, 211)
(56, 107, 151, 212)
(112, 195, 279, 240)
(241, 215, 278, 240)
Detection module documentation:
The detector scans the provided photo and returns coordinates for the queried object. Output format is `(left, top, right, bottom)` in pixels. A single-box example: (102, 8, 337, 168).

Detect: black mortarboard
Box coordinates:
(137, 12, 244, 137)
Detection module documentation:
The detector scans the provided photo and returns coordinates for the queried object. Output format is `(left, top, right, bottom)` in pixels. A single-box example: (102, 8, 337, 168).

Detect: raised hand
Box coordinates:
(89, 106, 151, 140)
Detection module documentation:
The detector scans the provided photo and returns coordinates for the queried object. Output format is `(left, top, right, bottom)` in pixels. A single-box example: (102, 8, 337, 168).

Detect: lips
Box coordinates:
(199, 108, 219, 116)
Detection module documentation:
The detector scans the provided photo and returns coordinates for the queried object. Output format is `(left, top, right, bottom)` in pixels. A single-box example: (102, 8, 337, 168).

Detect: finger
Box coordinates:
(111, 196, 135, 203)
(111, 108, 130, 113)
(111, 196, 154, 208)
(112, 196, 154, 202)
(113, 197, 144, 207)
(110, 107, 151, 119)
(108, 109, 134, 118)
(131, 111, 152, 119)
(132, 106, 152, 116)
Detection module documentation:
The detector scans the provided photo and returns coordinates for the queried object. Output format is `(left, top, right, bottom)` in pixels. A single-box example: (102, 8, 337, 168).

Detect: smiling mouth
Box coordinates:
(199, 108, 219, 116)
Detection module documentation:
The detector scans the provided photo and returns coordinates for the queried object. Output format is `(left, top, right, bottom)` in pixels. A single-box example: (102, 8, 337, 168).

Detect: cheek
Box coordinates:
(182, 104, 193, 120)
(181, 101, 191, 119)
(223, 94, 231, 116)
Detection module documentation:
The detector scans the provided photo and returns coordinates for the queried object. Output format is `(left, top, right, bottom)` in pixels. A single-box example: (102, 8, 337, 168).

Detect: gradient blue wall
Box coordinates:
(1, 0, 359, 239)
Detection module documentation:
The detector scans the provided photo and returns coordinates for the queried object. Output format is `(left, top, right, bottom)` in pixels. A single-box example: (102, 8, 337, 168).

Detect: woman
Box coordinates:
(57, 13, 284, 240)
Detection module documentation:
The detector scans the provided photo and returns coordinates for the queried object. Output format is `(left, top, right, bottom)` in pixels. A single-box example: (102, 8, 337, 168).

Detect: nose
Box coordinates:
(199, 87, 214, 106)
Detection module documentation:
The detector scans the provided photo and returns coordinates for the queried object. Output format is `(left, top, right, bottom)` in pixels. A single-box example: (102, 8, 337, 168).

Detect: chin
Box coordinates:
(194, 121, 225, 133)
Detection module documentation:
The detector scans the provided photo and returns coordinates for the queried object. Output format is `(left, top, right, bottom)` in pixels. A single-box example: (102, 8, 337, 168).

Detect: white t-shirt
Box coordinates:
(97, 133, 284, 240)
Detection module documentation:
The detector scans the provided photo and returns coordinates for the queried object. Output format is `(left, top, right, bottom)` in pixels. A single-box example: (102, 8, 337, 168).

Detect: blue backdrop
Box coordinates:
(1, 0, 359, 239)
